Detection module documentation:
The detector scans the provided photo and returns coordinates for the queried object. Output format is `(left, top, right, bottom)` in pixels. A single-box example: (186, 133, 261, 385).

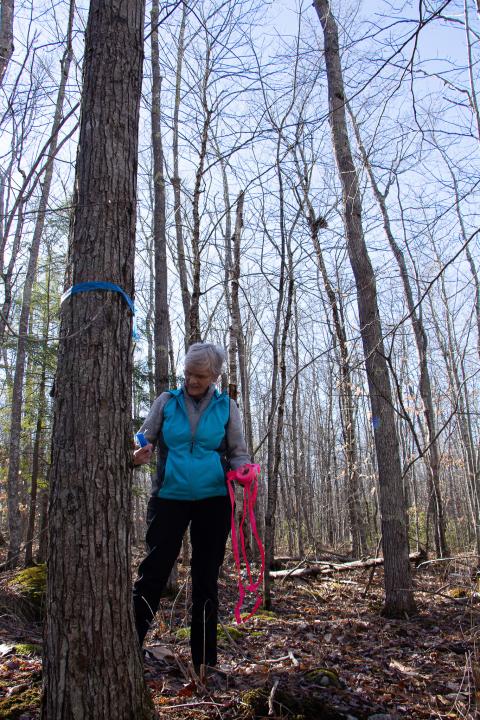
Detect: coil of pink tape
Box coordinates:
(226, 463, 265, 623)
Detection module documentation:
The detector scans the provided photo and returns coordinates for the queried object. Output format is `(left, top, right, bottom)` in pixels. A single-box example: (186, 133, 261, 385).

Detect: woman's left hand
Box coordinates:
(133, 444, 153, 466)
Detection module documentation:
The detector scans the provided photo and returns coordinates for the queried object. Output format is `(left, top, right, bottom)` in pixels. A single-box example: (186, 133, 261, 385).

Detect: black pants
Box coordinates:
(133, 495, 231, 667)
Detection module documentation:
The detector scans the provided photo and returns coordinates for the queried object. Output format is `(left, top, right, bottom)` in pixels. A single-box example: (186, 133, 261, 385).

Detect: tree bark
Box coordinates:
(41, 0, 153, 716)
(313, 0, 416, 617)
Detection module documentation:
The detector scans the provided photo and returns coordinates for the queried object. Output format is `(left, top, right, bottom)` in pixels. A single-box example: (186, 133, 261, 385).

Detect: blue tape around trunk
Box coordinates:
(60, 281, 138, 340)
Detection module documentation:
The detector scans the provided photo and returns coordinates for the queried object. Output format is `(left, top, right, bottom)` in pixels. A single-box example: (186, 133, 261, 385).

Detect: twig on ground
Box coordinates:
(268, 678, 280, 716)
(288, 650, 299, 666)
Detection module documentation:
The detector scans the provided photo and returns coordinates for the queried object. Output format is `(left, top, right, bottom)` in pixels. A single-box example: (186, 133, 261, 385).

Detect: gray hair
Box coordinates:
(185, 342, 226, 377)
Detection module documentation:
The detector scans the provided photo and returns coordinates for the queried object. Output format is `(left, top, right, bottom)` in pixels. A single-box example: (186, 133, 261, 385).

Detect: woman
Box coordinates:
(133, 342, 251, 672)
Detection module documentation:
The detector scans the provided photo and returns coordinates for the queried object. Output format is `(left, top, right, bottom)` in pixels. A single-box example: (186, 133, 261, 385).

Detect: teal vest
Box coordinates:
(158, 388, 230, 500)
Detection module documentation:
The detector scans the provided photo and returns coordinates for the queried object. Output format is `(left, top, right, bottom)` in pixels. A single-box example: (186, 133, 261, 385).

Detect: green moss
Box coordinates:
(449, 586, 468, 598)
(175, 627, 190, 640)
(303, 667, 341, 687)
(0, 686, 41, 719)
(218, 625, 245, 642)
(238, 684, 340, 720)
(175, 624, 246, 642)
(9, 565, 46, 606)
(15, 643, 42, 656)
(247, 610, 277, 622)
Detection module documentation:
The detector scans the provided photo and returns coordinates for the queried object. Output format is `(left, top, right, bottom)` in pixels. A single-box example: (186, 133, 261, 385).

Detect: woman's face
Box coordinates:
(184, 363, 215, 398)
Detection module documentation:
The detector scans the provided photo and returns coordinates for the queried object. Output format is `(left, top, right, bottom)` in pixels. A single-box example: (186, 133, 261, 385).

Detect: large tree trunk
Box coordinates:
(41, 0, 153, 717)
(5, 2, 74, 568)
(313, 0, 416, 617)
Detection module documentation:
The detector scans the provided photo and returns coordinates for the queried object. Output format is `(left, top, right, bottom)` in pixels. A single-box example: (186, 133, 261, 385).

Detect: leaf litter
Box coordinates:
(0, 558, 478, 718)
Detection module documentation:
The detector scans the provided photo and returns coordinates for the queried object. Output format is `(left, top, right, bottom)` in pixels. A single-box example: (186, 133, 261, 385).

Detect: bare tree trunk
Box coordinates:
(188, 49, 212, 346)
(6, 2, 75, 568)
(314, 0, 416, 617)
(228, 191, 243, 401)
(41, 0, 153, 716)
(264, 142, 296, 608)
(232, 193, 254, 455)
(348, 105, 448, 559)
(171, 2, 190, 345)
(218, 154, 235, 397)
(25, 257, 51, 566)
(151, 0, 169, 394)
(0, 201, 24, 344)
(291, 296, 304, 556)
(24, 367, 45, 567)
(36, 475, 49, 564)
(295, 148, 367, 557)
(0, 0, 14, 86)
(429, 282, 480, 558)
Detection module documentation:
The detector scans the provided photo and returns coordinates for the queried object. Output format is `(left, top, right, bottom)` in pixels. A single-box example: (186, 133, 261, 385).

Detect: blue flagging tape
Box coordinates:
(60, 281, 139, 340)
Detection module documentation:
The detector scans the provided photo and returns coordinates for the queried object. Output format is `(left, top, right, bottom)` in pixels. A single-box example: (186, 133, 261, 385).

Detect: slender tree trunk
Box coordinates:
(151, 0, 169, 394)
(188, 51, 212, 346)
(6, 3, 75, 568)
(0, 200, 24, 345)
(291, 297, 304, 556)
(36, 480, 49, 564)
(171, 2, 190, 345)
(429, 282, 480, 557)
(228, 191, 244, 401)
(264, 143, 296, 608)
(24, 366, 45, 567)
(0, 0, 14, 86)
(232, 194, 254, 455)
(146, 231, 156, 403)
(25, 259, 51, 566)
(348, 105, 448, 558)
(314, 0, 416, 616)
(297, 159, 366, 557)
(41, 0, 153, 716)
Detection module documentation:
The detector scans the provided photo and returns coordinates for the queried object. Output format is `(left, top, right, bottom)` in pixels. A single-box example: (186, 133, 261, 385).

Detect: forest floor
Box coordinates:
(0, 552, 478, 719)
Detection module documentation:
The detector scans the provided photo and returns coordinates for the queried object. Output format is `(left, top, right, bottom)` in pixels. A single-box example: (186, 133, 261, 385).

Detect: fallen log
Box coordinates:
(269, 551, 425, 579)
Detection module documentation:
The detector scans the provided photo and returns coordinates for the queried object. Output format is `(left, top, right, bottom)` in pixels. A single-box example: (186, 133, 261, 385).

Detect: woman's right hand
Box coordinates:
(133, 443, 153, 466)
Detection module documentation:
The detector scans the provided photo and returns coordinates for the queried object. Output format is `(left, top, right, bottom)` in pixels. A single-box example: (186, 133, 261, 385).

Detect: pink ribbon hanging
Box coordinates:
(226, 463, 265, 624)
